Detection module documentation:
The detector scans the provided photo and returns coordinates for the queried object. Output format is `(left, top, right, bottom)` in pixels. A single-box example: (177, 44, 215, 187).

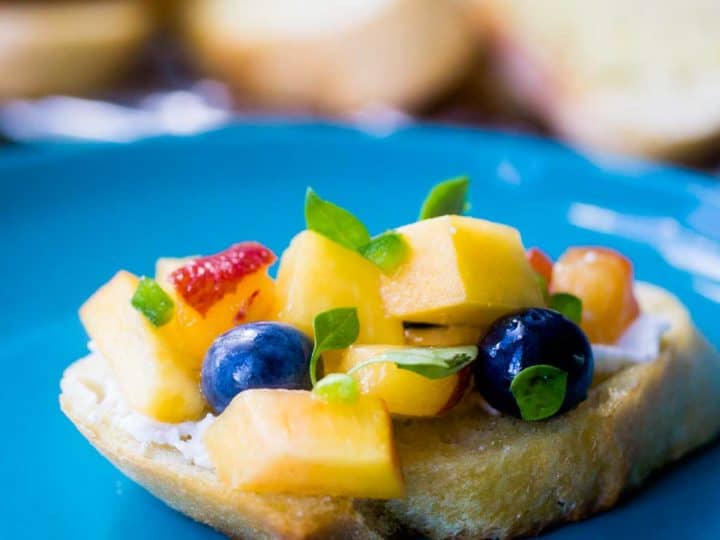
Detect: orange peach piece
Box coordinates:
(204, 389, 405, 499)
(551, 247, 640, 344)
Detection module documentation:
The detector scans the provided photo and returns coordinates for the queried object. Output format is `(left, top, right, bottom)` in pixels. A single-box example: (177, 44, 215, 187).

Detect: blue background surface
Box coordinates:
(2, 123, 719, 539)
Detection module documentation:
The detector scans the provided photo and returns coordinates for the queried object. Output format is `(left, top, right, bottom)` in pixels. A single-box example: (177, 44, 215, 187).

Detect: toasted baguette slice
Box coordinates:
(0, 1, 151, 99)
(471, 0, 720, 162)
(60, 283, 720, 539)
(182, 0, 475, 112)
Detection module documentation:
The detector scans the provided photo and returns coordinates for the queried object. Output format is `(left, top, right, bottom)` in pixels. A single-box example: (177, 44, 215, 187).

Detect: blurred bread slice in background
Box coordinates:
(183, 0, 476, 112)
(0, 1, 152, 99)
(470, 0, 720, 162)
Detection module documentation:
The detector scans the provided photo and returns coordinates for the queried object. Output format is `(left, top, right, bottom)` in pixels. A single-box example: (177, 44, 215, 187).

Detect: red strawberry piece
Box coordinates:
(170, 242, 275, 315)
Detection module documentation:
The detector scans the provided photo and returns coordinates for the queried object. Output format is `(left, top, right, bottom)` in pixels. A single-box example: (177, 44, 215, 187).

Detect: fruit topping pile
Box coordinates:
(80, 176, 645, 500)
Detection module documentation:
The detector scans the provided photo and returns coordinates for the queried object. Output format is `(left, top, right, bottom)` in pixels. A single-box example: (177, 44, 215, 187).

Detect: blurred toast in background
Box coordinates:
(471, 0, 720, 162)
(0, 1, 152, 99)
(182, 0, 476, 112)
(1, 0, 719, 166)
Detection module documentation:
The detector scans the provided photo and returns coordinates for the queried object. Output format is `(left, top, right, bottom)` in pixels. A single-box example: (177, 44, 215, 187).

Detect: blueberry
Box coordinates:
(201, 322, 313, 414)
(473, 308, 593, 419)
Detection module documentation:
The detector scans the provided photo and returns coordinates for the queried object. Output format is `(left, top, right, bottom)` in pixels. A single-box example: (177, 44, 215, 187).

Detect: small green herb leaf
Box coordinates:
(348, 346, 478, 380)
(309, 307, 360, 385)
(510, 364, 567, 421)
(305, 188, 371, 251)
(312, 373, 360, 403)
(131, 277, 175, 327)
(550, 292, 583, 324)
(358, 231, 409, 274)
(419, 176, 470, 220)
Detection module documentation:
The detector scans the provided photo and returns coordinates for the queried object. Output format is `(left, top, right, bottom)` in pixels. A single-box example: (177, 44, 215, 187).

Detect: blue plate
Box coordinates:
(2, 123, 719, 539)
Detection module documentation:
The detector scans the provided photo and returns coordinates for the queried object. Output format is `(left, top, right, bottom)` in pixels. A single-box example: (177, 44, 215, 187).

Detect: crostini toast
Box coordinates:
(0, 0, 151, 98)
(60, 283, 720, 539)
(182, 0, 475, 112)
(471, 0, 720, 162)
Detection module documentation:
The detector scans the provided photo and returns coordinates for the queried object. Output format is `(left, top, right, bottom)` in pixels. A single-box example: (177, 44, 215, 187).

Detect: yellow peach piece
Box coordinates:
(79, 271, 206, 422)
(329, 345, 469, 417)
(381, 215, 544, 325)
(274, 230, 404, 344)
(403, 325, 484, 347)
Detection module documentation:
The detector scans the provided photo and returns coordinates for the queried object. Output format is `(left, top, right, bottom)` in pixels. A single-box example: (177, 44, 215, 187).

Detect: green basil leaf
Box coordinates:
(550, 292, 583, 324)
(352, 346, 478, 380)
(131, 277, 174, 327)
(510, 364, 567, 421)
(419, 176, 470, 220)
(312, 373, 360, 403)
(309, 307, 360, 385)
(305, 188, 371, 251)
(358, 231, 409, 274)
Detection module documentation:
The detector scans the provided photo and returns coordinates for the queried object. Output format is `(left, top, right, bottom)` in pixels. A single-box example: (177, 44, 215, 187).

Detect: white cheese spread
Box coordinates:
(591, 313, 670, 375)
(71, 346, 216, 469)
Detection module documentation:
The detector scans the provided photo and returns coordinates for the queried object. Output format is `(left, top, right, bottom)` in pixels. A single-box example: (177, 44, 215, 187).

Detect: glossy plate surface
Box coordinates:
(2, 123, 720, 539)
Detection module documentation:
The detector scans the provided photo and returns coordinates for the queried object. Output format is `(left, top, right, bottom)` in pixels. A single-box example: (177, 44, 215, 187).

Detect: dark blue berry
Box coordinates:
(201, 322, 313, 414)
(473, 308, 593, 419)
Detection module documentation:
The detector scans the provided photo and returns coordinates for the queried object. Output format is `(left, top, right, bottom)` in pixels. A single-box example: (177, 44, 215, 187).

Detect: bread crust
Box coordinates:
(60, 355, 382, 539)
(60, 283, 720, 539)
